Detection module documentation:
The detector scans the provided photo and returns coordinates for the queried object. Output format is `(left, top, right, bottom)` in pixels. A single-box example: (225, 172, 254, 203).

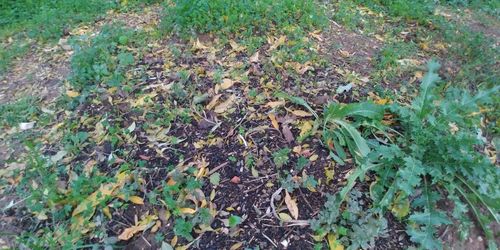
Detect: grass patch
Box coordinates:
(160, 0, 327, 39)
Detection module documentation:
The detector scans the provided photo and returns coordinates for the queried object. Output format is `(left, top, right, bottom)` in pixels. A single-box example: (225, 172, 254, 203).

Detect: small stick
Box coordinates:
(208, 162, 229, 175)
(261, 233, 278, 248)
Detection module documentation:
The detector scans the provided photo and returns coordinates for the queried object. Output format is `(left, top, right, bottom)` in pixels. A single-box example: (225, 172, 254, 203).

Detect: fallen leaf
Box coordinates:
(129, 196, 144, 205)
(299, 121, 313, 137)
(103, 206, 112, 219)
(66, 90, 80, 98)
(327, 233, 344, 250)
(284, 191, 299, 220)
(126, 122, 136, 133)
(230, 242, 243, 250)
(309, 154, 319, 162)
(390, 193, 410, 219)
(269, 113, 279, 130)
(291, 110, 312, 117)
(282, 125, 294, 143)
(214, 95, 236, 113)
(325, 162, 335, 184)
(266, 100, 286, 108)
(268, 35, 286, 51)
(278, 212, 293, 222)
(118, 214, 158, 240)
(220, 79, 234, 90)
(249, 51, 259, 63)
(206, 94, 222, 110)
(179, 207, 197, 214)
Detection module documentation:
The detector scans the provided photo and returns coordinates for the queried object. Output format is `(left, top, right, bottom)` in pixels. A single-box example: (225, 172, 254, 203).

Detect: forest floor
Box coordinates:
(0, 1, 499, 249)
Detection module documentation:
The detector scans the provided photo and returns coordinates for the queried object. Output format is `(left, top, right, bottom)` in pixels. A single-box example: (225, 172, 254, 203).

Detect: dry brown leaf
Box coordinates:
(266, 100, 286, 108)
(230, 242, 244, 250)
(249, 51, 259, 63)
(118, 214, 158, 241)
(268, 113, 279, 130)
(214, 95, 236, 113)
(206, 94, 222, 110)
(220, 79, 234, 90)
(282, 125, 294, 143)
(284, 191, 299, 220)
(291, 110, 312, 117)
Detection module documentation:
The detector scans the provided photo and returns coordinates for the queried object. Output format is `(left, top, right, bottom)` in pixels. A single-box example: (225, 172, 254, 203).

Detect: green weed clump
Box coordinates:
(313, 61, 500, 249)
(69, 25, 142, 93)
(160, 0, 327, 38)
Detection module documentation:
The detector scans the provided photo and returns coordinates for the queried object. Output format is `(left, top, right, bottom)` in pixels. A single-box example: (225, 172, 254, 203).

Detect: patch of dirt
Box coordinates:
(0, 44, 70, 105)
(324, 23, 382, 77)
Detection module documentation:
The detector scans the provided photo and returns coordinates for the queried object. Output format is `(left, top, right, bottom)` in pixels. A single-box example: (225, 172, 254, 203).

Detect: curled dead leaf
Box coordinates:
(284, 191, 299, 220)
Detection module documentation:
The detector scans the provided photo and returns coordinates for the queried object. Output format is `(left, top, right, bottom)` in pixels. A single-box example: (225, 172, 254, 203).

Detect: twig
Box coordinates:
(208, 162, 229, 175)
(261, 233, 278, 248)
(244, 173, 277, 184)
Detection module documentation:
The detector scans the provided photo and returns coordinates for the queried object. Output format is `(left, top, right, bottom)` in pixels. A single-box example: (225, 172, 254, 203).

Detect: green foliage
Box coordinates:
(69, 25, 141, 92)
(311, 189, 388, 249)
(370, 61, 499, 249)
(316, 61, 500, 249)
(272, 147, 291, 168)
(322, 102, 385, 163)
(353, 0, 435, 23)
(173, 218, 194, 241)
(0, 97, 47, 128)
(160, 0, 327, 39)
(228, 215, 242, 228)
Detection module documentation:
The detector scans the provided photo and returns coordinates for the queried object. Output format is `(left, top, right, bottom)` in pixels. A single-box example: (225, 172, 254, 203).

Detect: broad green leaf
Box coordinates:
(336, 120, 370, 157)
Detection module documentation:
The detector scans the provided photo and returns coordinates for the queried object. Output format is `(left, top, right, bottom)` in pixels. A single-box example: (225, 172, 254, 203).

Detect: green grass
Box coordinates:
(0, 0, 160, 75)
(160, 0, 327, 39)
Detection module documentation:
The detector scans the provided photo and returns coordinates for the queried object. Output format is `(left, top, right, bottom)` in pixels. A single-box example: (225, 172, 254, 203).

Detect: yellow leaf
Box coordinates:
(103, 206, 112, 219)
(291, 110, 312, 117)
(206, 94, 222, 110)
(268, 35, 286, 51)
(324, 162, 335, 184)
(129, 196, 144, 205)
(327, 233, 344, 250)
(220, 79, 234, 90)
(309, 154, 319, 162)
(66, 90, 80, 98)
(151, 220, 161, 233)
(284, 191, 299, 220)
(179, 207, 197, 214)
(230, 242, 243, 250)
(278, 212, 293, 222)
(390, 192, 410, 219)
(118, 214, 158, 241)
(266, 100, 286, 108)
(72, 184, 114, 216)
(171, 235, 178, 246)
(268, 113, 279, 130)
(299, 121, 313, 137)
